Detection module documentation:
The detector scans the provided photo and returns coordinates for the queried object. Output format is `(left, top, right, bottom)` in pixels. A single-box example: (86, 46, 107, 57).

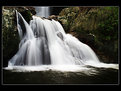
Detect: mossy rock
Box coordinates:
(2, 6, 35, 67)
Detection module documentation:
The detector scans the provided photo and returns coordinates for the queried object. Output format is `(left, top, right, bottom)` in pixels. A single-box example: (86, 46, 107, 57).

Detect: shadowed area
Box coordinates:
(3, 67, 118, 84)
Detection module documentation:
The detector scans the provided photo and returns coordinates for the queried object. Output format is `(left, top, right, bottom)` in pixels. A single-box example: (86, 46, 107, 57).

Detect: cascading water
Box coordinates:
(7, 10, 118, 71)
(35, 7, 50, 18)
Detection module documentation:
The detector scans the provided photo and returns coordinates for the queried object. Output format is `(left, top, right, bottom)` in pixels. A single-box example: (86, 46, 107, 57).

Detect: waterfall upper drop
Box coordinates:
(8, 11, 100, 67)
(35, 7, 50, 18)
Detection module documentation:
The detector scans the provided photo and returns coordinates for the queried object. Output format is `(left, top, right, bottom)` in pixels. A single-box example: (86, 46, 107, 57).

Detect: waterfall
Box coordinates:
(35, 7, 50, 18)
(7, 11, 118, 71)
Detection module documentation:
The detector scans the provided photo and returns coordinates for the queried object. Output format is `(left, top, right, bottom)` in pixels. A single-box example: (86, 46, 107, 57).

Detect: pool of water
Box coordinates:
(2, 66, 119, 84)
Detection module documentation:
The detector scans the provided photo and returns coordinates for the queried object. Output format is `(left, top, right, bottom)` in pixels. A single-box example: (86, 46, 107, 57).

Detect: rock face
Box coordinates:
(48, 15, 58, 20)
(58, 7, 118, 63)
(2, 6, 35, 67)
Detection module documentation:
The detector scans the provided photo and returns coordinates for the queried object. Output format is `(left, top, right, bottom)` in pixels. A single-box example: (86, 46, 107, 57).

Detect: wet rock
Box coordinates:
(48, 15, 58, 21)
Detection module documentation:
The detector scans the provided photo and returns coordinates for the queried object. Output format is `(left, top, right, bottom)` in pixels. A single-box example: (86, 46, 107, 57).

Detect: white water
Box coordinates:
(35, 7, 50, 18)
(7, 11, 118, 72)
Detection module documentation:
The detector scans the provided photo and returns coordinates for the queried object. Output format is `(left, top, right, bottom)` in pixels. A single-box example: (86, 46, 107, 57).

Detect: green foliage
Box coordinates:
(97, 7, 118, 42)
(59, 7, 119, 63)
(95, 7, 119, 62)
(2, 8, 20, 66)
